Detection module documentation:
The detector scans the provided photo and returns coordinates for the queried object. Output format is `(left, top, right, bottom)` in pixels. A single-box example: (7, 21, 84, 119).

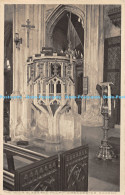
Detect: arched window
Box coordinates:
(56, 81, 61, 93)
(57, 64, 61, 77)
(49, 80, 54, 93)
(51, 63, 54, 76)
(46, 5, 84, 51)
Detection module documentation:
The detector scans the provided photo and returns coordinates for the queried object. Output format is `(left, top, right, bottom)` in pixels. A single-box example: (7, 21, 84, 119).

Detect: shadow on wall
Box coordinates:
(104, 5, 120, 38)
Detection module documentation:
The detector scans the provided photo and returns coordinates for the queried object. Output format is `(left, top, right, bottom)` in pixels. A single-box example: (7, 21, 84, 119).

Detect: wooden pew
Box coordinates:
(3, 170, 14, 190)
(4, 143, 49, 162)
(3, 143, 88, 191)
(3, 143, 50, 190)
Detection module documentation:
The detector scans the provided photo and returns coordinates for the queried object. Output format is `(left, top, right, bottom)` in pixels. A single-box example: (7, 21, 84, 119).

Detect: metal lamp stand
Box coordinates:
(97, 113, 116, 160)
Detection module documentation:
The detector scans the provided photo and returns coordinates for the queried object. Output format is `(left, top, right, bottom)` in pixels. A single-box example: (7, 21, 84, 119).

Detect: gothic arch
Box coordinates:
(46, 4, 85, 47)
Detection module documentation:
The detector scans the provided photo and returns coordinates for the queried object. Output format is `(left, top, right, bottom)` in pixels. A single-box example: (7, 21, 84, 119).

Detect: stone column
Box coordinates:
(13, 5, 20, 95)
(98, 5, 104, 83)
(33, 5, 39, 54)
(48, 62, 50, 77)
(61, 62, 63, 77)
(10, 98, 14, 138)
(85, 5, 104, 93)
(35, 63, 37, 77)
(44, 62, 46, 77)
(54, 82, 56, 98)
(46, 62, 48, 77)
(83, 5, 104, 125)
(41, 5, 45, 47)
(10, 5, 21, 139)
(22, 4, 30, 132)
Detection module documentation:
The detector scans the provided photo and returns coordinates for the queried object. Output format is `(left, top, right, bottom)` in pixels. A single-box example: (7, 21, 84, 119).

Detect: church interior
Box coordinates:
(3, 4, 121, 191)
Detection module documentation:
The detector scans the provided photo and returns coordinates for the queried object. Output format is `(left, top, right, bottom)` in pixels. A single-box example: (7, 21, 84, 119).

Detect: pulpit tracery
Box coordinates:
(27, 48, 82, 145)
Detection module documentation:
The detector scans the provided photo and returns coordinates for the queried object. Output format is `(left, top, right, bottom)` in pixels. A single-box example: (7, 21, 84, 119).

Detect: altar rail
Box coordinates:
(3, 143, 88, 191)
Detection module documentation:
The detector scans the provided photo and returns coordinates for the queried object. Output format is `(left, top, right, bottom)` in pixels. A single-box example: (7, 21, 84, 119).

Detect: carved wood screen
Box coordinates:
(15, 155, 59, 191)
(60, 145, 88, 191)
(104, 36, 121, 125)
(8, 145, 88, 191)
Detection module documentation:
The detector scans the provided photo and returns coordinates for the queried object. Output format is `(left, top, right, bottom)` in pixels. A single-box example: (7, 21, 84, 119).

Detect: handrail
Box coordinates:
(4, 143, 49, 161)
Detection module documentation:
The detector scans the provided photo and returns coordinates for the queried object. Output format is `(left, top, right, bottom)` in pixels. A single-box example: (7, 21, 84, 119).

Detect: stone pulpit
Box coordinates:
(25, 48, 82, 150)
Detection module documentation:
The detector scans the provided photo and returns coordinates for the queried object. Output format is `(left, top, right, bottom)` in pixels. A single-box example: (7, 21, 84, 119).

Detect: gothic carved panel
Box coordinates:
(15, 155, 58, 191)
(60, 145, 88, 191)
